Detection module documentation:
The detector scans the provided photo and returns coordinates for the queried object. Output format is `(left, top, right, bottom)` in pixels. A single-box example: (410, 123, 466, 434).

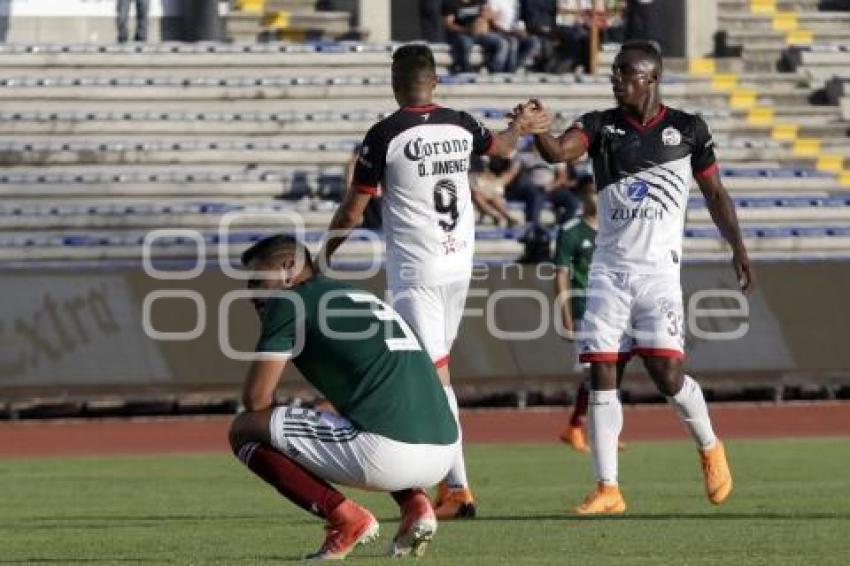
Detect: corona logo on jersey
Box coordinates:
(404, 136, 473, 178)
(403, 137, 471, 161)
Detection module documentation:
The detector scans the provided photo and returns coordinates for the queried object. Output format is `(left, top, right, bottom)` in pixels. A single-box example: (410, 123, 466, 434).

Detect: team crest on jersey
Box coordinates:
(661, 126, 682, 146)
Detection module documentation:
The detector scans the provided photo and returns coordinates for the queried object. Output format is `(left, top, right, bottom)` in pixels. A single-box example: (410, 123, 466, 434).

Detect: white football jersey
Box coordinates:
(353, 104, 494, 288)
(569, 106, 718, 274)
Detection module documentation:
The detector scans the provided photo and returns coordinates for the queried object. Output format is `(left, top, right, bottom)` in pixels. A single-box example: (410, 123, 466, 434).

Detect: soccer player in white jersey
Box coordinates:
(319, 44, 532, 519)
(522, 40, 756, 513)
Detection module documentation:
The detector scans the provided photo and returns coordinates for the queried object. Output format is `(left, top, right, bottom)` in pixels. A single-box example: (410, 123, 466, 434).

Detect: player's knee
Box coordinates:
(589, 362, 618, 389)
(228, 412, 253, 455)
(644, 358, 683, 396)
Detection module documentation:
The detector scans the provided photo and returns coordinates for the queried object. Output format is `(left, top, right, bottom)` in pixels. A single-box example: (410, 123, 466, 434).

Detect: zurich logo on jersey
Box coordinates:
(626, 180, 649, 203)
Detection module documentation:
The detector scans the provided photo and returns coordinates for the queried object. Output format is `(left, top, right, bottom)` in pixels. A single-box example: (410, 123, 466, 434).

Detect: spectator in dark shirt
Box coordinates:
(520, 0, 557, 72)
(420, 0, 445, 42)
(489, 0, 540, 72)
(625, 0, 661, 44)
(442, 0, 511, 73)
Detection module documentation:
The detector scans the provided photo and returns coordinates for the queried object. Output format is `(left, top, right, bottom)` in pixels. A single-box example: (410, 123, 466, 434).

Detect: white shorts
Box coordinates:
(578, 269, 685, 363)
(389, 279, 470, 367)
(268, 406, 457, 492)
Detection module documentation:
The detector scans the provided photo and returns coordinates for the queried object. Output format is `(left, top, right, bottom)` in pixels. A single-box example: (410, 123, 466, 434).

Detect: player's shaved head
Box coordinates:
(617, 39, 663, 78)
(241, 234, 313, 270)
(391, 43, 437, 107)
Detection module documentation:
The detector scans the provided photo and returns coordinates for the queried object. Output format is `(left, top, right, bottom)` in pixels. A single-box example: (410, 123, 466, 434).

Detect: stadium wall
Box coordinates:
(1, 261, 847, 403)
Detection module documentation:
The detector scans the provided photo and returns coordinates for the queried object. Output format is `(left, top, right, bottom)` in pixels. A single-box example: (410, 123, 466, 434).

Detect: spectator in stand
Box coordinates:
(420, 0, 446, 43)
(624, 0, 661, 44)
(506, 144, 564, 225)
(471, 155, 521, 227)
(488, 0, 541, 72)
(547, 162, 581, 225)
(116, 0, 149, 43)
(442, 0, 511, 73)
(550, 0, 593, 73)
(519, 0, 558, 72)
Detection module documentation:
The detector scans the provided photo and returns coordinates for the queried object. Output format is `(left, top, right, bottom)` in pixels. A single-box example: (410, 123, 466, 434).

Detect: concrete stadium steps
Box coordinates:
(0, 43, 418, 68)
(0, 63, 808, 90)
(3, 198, 849, 231)
(1, 166, 842, 198)
(719, 11, 850, 31)
(1, 138, 846, 168)
(718, 0, 823, 10)
(1, 228, 848, 263)
(0, 81, 814, 109)
(733, 29, 850, 52)
(2, 114, 845, 139)
(0, 97, 838, 119)
(0, 104, 843, 137)
(3, 134, 845, 155)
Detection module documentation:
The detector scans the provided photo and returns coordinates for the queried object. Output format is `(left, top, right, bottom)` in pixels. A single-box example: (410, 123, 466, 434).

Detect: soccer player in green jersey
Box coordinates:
(228, 235, 459, 560)
(553, 176, 597, 453)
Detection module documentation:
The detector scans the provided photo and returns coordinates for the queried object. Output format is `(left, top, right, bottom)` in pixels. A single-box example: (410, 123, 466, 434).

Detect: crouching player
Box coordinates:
(228, 234, 459, 559)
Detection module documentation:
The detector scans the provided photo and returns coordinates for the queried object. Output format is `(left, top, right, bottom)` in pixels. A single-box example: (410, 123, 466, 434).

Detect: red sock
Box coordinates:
(236, 442, 345, 519)
(569, 381, 590, 427)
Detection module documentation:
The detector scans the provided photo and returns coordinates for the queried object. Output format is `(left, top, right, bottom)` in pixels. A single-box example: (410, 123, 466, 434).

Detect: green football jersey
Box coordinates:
(255, 275, 458, 446)
(553, 218, 597, 320)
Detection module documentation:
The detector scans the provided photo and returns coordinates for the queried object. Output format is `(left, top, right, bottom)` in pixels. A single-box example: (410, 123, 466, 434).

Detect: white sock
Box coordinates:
(443, 385, 469, 490)
(588, 389, 622, 486)
(667, 375, 717, 450)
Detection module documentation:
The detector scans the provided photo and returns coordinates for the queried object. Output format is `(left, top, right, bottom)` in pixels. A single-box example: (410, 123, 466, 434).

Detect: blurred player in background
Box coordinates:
(320, 44, 534, 520)
(229, 235, 458, 559)
(521, 39, 755, 513)
(553, 175, 596, 452)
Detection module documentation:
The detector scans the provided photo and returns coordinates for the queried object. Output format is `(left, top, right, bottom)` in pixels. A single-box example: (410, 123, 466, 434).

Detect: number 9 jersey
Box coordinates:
(352, 104, 494, 290)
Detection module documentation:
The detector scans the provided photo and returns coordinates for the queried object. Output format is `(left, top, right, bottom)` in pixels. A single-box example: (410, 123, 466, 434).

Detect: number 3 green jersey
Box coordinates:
(255, 275, 458, 446)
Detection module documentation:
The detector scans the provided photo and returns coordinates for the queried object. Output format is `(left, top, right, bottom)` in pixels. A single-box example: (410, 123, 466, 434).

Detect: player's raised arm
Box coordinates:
(696, 169, 755, 295)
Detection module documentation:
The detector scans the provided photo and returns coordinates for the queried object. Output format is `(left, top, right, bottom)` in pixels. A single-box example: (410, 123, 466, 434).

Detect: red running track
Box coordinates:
(0, 402, 848, 459)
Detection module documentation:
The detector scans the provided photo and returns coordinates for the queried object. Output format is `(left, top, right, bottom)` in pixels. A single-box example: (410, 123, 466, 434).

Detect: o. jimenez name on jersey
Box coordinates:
(404, 136, 472, 178)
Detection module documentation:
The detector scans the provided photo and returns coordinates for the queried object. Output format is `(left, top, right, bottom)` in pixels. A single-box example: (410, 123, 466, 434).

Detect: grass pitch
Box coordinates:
(1, 438, 849, 565)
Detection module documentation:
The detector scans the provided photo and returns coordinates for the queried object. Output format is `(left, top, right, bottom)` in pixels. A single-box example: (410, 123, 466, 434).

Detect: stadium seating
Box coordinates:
(0, 9, 848, 267)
